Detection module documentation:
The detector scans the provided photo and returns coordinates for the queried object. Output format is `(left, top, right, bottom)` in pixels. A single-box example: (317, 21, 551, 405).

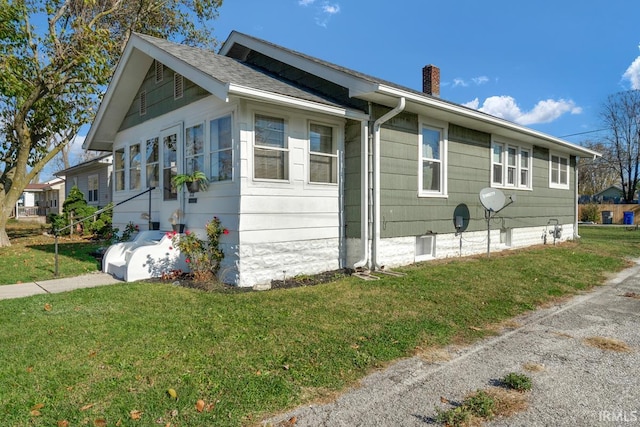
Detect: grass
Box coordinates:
(0, 220, 102, 284)
(0, 226, 639, 426)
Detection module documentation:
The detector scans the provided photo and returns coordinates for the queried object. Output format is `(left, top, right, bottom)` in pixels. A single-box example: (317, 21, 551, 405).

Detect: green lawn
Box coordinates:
(0, 221, 102, 284)
(0, 226, 638, 426)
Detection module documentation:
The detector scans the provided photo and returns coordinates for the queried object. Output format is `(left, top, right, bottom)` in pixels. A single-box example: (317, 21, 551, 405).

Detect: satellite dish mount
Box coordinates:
(478, 188, 515, 256)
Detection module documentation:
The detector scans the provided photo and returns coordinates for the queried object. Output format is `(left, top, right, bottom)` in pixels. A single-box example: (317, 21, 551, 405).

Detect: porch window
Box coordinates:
(550, 153, 569, 189)
(254, 114, 288, 180)
(115, 148, 125, 192)
(419, 123, 447, 196)
(129, 143, 141, 190)
(88, 174, 99, 203)
(163, 134, 178, 200)
(309, 123, 337, 184)
(210, 115, 232, 182)
(185, 124, 204, 175)
(146, 137, 159, 188)
(492, 141, 532, 189)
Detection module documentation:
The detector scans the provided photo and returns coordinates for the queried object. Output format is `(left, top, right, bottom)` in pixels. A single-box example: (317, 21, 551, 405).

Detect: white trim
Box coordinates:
(252, 112, 290, 183)
(491, 138, 533, 190)
(308, 121, 339, 185)
(549, 152, 570, 190)
(418, 118, 448, 198)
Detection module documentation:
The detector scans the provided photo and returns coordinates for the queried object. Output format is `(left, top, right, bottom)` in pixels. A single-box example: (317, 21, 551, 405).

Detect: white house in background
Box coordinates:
(18, 178, 66, 219)
(84, 32, 598, 287)
(55, 154, 113, 208)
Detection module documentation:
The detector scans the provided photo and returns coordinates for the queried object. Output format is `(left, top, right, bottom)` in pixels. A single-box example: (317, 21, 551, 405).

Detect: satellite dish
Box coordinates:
(479, 188, 506, 212)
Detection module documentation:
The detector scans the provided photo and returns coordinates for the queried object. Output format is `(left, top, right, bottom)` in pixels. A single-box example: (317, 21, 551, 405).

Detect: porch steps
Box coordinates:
(102, 230, 188, 282)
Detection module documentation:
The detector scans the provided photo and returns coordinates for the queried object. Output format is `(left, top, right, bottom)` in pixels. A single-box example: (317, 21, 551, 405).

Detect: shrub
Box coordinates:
(501, 372, 532, 392)
(581, 203, 600, 223)
(170, 216, 228, 282)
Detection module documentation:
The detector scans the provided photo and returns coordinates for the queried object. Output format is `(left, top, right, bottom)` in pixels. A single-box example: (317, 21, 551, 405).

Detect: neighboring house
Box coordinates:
(19, 178, 66, 219)
(84, 31, 599, 287)
(55, 154, 113, 208)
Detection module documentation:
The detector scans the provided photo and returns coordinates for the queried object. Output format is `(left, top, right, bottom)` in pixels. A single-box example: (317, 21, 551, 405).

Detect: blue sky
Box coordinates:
(52, 0, 640, 179)
(213, 0, 640, 145)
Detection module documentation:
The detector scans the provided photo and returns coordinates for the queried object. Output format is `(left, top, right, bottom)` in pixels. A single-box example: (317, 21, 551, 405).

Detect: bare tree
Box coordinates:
(578, 140, 617, 196)
(601, 90, 640, 202)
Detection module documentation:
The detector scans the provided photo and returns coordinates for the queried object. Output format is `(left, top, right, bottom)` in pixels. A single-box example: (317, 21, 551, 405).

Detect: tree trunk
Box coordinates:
(0, 202, 13, 247)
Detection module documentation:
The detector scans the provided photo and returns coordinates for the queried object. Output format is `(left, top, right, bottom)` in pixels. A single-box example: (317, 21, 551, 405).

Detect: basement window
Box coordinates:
(415, 235, 436, 261)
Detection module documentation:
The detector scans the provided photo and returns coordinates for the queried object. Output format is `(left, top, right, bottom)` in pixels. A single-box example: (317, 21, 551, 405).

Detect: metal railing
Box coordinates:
(53, 187, 155, 277)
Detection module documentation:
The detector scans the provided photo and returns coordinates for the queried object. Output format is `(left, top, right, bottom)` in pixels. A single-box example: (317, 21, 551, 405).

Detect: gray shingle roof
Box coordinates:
(135, 33, 344, 108)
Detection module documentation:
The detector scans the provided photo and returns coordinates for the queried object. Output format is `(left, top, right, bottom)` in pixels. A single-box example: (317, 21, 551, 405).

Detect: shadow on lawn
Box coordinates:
(26, 240, 105, 270)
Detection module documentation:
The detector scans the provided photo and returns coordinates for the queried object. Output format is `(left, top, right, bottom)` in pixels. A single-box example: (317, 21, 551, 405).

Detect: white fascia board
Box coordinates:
(377, 85, 600, 159)
(229, 84, 369, 120)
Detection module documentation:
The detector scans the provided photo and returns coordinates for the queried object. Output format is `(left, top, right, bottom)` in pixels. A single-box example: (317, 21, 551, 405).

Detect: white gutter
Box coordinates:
(372, 97, 406, 270)
(353, 119, 370, 270)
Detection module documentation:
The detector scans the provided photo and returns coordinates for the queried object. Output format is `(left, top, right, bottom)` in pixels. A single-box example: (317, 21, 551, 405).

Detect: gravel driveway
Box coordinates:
(266, 261, 640, 427)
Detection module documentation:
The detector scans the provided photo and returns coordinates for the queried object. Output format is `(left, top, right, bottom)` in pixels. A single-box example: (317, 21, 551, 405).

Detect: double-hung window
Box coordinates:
(115, 148, 125, 192)
(146, 137, 159, 188)
(129, 143, 141, 190)
(254, 114, 288, 180)
(88, 175, 99, 203)
(309, 123, 337, 184)
(419, 122, 447, 196)
(185, 124, 204, 175)
(210, 115, 233, 182)
(550, 153, 569, 189)
(491, 141, 532, 189)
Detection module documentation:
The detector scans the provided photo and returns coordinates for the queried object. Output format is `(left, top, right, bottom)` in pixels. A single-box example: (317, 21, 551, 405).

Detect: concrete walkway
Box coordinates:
(0, 272, 122, 300)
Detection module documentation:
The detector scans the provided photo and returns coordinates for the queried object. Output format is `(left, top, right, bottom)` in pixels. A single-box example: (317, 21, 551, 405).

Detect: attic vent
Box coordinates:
(155, 60, 163, 83)
(174, 73, 184, 99)
(139, 90, 147, 116)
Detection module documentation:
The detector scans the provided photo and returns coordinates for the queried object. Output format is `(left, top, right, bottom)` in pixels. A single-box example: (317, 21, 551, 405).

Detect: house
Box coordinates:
(17, 178, 66, 220)
(55, 154, 113, 208)
(84, 31, 599, 287)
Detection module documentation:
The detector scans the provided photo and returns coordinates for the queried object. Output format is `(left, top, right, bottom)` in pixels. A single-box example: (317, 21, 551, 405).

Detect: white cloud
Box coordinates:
(623, 47, 640, 89)
(300, 1, 340, 27)
(472, 76, 489, 85)
(322, 3, 340, 14)
(453, 78, 468, 88)
(466, 95, 582, 125)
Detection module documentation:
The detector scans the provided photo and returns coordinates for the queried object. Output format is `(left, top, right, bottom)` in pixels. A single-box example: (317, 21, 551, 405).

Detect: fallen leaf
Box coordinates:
(94, 419, 107, 427)
(30, 410, 41, 416)
(169, 409, 178, 417)
(469, 326, 482, 331)
(288, 416, 297, 425)
(165, 423, 172, 427)
(44, 303, 52, 311)
(440, 396, 450, 404)
(195, 399, 205, 412)
(130, 410, 143, 420)
(57, 421, 69, 427)
(115, 419, 122, 426)
(26, 366, 33, 373)
(167, 388, 178, 400)
(205, 402, 215, 412)
(80, 403, 95, 411)
(31, 403, 45, 411)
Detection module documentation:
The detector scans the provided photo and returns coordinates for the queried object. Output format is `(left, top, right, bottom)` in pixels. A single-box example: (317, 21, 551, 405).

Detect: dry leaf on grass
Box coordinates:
(195, 399, 205, 412)
(57, 421, 69, 427)
(130, 410, 143, 420)
(44, 303, 52, 311)
(167, 388, 178, 400)
(93, 419, 107, 427)
(80, 403, 95, 411)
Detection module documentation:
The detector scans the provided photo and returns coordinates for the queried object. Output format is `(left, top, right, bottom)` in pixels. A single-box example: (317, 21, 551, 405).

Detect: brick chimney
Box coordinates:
(422, 65, 440, 97)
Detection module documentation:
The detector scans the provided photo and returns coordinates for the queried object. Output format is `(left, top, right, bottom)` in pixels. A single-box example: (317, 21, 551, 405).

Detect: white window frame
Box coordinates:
(415, 234, 436, 261)
(88, 174, 99, 203)
(114, 148, 125, 192)
(418, 119, 448, 197)
(491, 139, 532, 190)
(209, 114, 234, 183)
(146, 137, 160, 188)
(253, 113, 289, 182)
(549, 152, 570, 189)
(129, 143, 141, 191)
(308, 122, 338, 184)
(185, 123, 205, 177)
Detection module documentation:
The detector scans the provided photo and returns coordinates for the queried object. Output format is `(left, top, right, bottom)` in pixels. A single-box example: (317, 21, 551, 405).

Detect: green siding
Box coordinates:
(376, 113, 576, 238)
(119, 63, 210, 131)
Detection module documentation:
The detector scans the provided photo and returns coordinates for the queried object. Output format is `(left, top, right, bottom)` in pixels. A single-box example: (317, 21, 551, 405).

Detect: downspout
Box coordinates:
(574, 156, 579, 240)
(372, 97, 406, 270)
(353, 118, 371, 270)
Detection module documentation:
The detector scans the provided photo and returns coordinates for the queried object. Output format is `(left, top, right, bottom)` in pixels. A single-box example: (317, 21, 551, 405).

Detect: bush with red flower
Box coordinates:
(168, 216, 228, 282)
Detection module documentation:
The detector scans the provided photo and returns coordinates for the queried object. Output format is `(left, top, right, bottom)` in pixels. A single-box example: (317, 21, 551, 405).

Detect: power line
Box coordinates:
(560, 128, 608, 138)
